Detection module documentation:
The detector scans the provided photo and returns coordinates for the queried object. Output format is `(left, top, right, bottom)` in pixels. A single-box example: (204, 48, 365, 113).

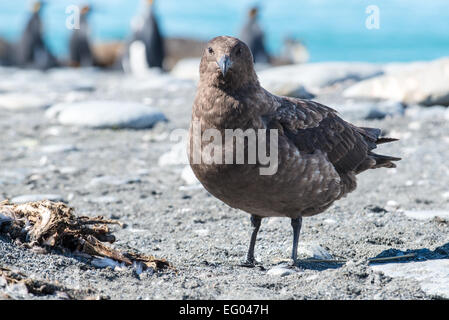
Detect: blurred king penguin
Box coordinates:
(17, 1, 58, 69)
(239, 6, 270, 64)
(122, 0, 165, 73)
(69, 5, 95, 67)
(240, 7, 270, 63)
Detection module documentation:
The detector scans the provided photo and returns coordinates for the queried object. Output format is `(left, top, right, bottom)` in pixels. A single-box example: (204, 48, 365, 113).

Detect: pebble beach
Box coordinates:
(1, 58, 449, 300)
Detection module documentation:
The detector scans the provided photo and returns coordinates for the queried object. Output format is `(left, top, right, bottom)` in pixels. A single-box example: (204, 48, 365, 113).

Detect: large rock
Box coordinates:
(258, 62, 384, 96)
(372, 260, 449, 298)
(46, 101, 166, 129)
(344, 58, 449, 106)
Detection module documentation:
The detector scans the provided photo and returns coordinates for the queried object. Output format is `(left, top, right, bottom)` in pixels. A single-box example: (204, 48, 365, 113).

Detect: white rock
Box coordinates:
(408, 121, 421, 131)
(42, 126, 63, 137)
(46, 101, 166, 129)
(297, 243, 333, 260)
(40, 144, 78, 154)
(128, 228, 148, 233)
(266, 217, 283, 226)
(142, 131, 169, 142)
(259, 62, 384, 95)
(442, 192, 449, 199)
(12, 139, 39, 149)
(343, 57, 449, 106)
(0, 93, 50, 110)
(136, 168, 151, 176)
(88, 196, 120, 204)
(324, 218, 337, 225)
(11, 194, 65, 204)
(88, 176, 140, 187)
(158, 142, 188, 166)
(91, 257, 124, 269)
(171, 58, 200, 82)
(386, 200, 400, 211)
(336, 100, 404, 120)
(181, 165, 199, 185)
(58, 167, 82, 175)
(403, 210, 449, 220)
(405, 180, 414, 187)
(267, 264, 297, 277)
(193, 229, 209, 236)
(372, 260, 449, 298)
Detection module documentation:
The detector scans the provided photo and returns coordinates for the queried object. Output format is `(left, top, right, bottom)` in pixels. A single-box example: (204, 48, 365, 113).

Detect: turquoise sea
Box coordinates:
(0, 0, 448, 62)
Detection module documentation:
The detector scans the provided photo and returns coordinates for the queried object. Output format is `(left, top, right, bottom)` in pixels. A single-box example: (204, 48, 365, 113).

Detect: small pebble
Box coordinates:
(267, 264, 297, 277)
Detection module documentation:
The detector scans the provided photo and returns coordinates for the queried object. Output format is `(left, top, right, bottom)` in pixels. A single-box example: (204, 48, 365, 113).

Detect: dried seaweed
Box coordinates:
(0, 200, 172, 272)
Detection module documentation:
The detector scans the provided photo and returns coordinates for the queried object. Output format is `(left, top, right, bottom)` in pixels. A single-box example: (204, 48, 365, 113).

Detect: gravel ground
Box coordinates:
(1, 68, 448, 300)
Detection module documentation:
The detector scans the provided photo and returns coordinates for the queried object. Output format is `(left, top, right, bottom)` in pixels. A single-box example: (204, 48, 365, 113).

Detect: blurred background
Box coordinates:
(1, 0, 448, 67)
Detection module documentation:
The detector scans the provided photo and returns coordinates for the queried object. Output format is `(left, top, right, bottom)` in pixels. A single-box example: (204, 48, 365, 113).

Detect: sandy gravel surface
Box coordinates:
(1, 68, 448, 300)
